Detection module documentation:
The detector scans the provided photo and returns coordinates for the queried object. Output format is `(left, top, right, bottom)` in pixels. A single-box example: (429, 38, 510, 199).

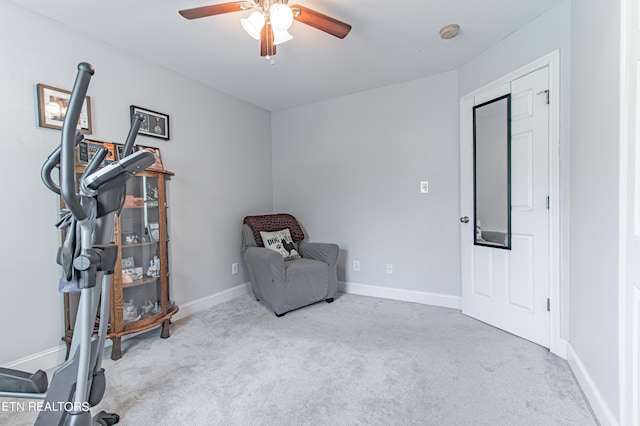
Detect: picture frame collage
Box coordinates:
(36, 83, 169, 171)
(76, 140, 164, 171)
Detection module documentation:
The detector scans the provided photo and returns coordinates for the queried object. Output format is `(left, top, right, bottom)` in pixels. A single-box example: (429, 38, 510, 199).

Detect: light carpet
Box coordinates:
(1, 293, 597, 425)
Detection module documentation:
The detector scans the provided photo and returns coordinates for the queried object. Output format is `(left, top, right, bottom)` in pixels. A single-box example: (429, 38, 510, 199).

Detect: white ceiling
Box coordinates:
(9, 0, 564, 111)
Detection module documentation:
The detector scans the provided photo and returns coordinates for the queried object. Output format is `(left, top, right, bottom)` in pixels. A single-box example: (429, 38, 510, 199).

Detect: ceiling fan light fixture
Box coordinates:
(269, 4, 294, 31)
(241, 10, 265, 40)
(273, 28, 293, 45)
(179, 2, 352, 59)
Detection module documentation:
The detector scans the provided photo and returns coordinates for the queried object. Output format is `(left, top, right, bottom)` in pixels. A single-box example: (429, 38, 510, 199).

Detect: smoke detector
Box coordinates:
(439, 24, 460, 40)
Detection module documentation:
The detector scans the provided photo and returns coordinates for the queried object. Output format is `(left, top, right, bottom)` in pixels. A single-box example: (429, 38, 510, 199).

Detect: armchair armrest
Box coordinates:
(298, 242, 339, 266)
(245, 246, 286, 282)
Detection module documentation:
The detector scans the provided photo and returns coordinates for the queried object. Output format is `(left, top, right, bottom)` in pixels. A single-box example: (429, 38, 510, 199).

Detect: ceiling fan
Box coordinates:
(179, 1, 352, 60)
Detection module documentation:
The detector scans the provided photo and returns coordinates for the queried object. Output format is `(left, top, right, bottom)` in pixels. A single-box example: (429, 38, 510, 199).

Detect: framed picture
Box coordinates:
(37, 84, 92, 134)
(114, 143, 126, 161)
(147, 222, 160, 242)
(76, 141, 89, 164)
(137, 145, 164, 171)
(84, 140, 116, 166)
(130, 105, 170, 140)
(121, 257, 135, 268)
(113, 143, 139, 161)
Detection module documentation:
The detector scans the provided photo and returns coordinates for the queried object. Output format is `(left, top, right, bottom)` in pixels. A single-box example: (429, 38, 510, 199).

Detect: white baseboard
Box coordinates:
(567, 343, 618, 425)
(2, 282, 252, 373)
(555, 338, 569, 360)
(3, 345, 67, 374)
(173, 282, 251, 321)
(339, 281, 461, 310)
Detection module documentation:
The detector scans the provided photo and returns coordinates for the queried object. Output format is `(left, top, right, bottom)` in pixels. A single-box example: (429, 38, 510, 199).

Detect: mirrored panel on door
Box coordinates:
(473, 94, 512, 249)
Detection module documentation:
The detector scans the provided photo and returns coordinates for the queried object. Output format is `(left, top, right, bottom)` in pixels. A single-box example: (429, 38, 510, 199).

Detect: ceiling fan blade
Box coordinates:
(290, 4, 351, 39)
(260, 23, 276, 57)
(179, 2, 247, 20)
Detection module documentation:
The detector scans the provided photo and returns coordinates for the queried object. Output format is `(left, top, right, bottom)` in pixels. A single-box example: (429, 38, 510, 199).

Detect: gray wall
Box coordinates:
(272, 71, 460, 296)
(0, 0, 272, 365)
(570, 0, 621, 419)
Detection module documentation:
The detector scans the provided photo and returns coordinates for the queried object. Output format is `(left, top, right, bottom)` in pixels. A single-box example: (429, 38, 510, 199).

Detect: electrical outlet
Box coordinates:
(353, 260, 360, 271)
(232, 263, 239, 275)
(420, 181, 429, 193)
(386, 264, 393, 274)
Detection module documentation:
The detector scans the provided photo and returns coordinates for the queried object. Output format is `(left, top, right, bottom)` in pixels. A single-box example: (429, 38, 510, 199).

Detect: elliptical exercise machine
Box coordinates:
(0, 63, 156, 425)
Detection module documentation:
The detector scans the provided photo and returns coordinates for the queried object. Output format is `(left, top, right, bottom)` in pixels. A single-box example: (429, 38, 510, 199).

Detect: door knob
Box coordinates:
(460, 216, 470, 223)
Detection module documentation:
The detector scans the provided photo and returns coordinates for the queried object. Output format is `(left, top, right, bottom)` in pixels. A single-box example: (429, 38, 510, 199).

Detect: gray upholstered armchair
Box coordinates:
(242, 214, 339, 317)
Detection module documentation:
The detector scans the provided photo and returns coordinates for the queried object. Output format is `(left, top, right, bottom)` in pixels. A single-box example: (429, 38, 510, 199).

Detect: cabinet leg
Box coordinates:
(160, 319, 171, 339)
(62, 337, 71, 361)
(110, 337, 122, 361)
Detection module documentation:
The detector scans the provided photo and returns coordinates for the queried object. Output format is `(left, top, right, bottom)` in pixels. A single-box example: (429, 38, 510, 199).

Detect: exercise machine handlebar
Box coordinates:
(60, 62, 94, 221)
(122, 113, 145, 158)
(41, 133, 84, 195)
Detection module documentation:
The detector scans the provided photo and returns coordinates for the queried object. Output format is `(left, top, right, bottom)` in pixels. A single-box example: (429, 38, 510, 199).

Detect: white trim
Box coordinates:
(546, 51, 563, 358)
(618, 0, 639, 423)
(173, 282, 251, 321)
(459, 50, 563, 356)
(632, 286, 640, 426)
(567, 343, 618, 426)
(618, 0, 629, 420)
(2, 345, 67, 374)
(556, 338, 568, 360)
(2, 282, 252, 372)
(339, 281, 461, 310)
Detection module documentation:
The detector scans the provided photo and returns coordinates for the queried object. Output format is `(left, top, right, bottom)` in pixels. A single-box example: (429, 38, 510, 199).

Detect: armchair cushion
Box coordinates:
(259, 228, 301, 260)
(298, 242, 339, 265)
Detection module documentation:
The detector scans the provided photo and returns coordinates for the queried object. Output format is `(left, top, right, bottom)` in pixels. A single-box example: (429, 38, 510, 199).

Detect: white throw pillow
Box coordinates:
(260, 228, 301, 260)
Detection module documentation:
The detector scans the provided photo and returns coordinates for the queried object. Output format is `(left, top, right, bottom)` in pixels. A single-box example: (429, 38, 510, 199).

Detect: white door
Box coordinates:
(460, 67, 550, 348)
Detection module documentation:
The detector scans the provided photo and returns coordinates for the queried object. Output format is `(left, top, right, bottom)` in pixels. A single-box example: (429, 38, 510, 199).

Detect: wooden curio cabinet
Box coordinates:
(63, 168, 178, 360)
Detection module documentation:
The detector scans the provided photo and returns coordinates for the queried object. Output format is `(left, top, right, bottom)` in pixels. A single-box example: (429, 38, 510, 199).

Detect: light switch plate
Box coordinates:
(420, 181, 429, 193)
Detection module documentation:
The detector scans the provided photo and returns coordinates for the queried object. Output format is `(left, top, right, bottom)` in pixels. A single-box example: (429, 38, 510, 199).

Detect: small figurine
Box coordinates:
(475, 220, 483, 241)
(147, 255, 160, 277)
(146, 182, 159, 200)
(123, 300, 137, 322)
(125, 234, 140, 244)
(142, 300, 154, 315)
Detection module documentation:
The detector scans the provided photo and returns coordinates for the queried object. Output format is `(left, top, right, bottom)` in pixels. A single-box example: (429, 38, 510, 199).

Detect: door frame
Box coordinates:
(618, 0, 639, 422)
(459, 50, 563, 356)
